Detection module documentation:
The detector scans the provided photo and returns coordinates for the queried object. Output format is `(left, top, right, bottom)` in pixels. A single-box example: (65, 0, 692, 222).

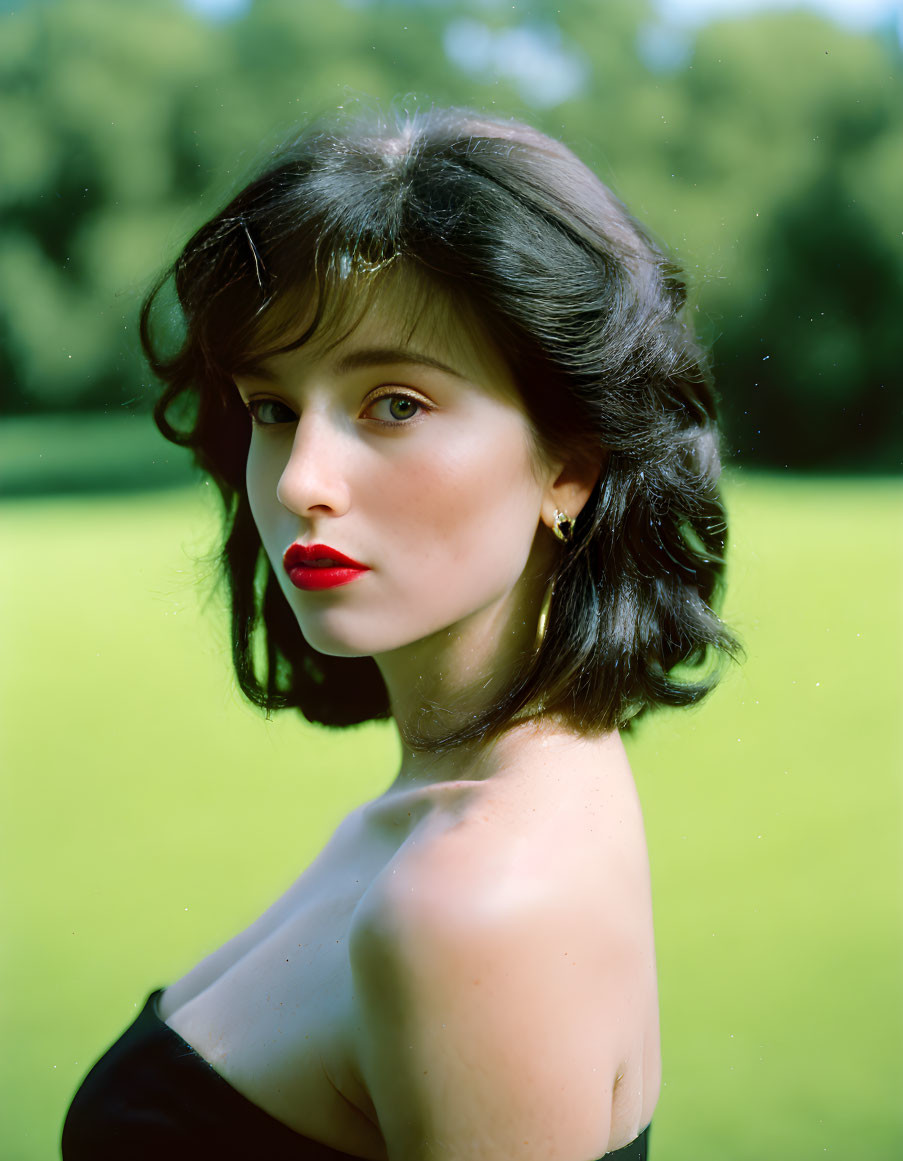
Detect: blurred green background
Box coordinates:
(3, 475, 901, 1159)
(2, 0, 901, 1158)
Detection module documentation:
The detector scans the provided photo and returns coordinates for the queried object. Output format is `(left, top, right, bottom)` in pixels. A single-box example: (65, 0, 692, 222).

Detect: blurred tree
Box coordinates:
(0, 0, 232, 411)
(659, 12, 903, 467)
(0, 0, 899, 470)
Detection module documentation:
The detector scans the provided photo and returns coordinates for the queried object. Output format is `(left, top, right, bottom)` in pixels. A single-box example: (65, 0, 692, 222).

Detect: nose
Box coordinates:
(275, 409, 352, 519)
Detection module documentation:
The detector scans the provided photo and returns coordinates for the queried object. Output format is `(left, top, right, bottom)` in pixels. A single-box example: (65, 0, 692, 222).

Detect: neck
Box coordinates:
(371, 571, 543, 785)
(380, 714, 626, 807)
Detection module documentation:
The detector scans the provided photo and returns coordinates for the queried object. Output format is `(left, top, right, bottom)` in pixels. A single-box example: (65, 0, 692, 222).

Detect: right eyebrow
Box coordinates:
(232, 362, 280, 384)
(233, 345, 470, 388)
(332, 346, 469, 381)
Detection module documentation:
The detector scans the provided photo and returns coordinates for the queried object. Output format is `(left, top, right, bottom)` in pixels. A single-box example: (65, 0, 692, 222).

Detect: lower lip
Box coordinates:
(285, 566, 369, 591)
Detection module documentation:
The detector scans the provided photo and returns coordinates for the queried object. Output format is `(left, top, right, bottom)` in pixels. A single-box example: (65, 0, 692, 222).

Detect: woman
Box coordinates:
(62, 106, 735, 1160)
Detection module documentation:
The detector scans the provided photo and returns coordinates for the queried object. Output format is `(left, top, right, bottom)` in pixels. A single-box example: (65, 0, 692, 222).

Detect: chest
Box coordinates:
(158, 815, 397, 1154)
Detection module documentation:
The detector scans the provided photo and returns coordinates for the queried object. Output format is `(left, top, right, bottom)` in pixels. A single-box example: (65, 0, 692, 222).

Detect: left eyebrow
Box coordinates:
(332, 346, 469, 381)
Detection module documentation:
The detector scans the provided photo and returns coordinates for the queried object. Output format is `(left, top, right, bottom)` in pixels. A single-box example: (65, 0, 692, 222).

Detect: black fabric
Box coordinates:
(62, 990, 650, 1159)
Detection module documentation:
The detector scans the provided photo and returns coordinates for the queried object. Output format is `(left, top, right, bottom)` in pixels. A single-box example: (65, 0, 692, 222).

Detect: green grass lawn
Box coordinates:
(2, 472, 901, 1160)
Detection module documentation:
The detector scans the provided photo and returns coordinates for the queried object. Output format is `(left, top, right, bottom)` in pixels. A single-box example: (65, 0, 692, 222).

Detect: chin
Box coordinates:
(294, 619, 401, 659)
(294, 613, 449, 661)
(303, 638, 372, 660)
(293, 622, 369, 658)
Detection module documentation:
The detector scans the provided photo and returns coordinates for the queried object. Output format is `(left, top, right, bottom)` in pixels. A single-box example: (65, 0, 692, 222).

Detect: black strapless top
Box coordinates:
(62, 990, 650, 1159)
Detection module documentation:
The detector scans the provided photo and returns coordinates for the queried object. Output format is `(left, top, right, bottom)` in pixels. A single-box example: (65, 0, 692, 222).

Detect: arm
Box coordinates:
(348, 850, 651, 1161)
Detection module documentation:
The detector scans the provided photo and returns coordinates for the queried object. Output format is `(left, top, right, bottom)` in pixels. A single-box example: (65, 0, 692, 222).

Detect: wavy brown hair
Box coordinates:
(140, 105, 738, 751)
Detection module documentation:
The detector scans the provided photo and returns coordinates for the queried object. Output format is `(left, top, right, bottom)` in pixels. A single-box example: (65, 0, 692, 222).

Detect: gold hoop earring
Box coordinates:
(534, 579, 555, 651)
(552, 509, 574, 543)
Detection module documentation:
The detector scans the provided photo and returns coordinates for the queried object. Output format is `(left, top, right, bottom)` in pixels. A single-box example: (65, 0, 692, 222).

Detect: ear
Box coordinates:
(539, 450, 606, 537)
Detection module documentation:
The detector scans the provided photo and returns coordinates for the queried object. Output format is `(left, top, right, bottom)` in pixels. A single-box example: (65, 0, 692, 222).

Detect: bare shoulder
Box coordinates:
(347, 763, 659, 1160)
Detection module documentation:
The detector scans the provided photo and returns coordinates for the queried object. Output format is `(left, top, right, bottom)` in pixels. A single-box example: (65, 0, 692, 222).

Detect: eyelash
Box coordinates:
(243, 390, 430, 429)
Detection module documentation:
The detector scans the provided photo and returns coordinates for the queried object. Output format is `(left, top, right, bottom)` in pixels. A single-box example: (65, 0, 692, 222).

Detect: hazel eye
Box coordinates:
(246, 398, 297, 426)
(366, 393, 426, 424)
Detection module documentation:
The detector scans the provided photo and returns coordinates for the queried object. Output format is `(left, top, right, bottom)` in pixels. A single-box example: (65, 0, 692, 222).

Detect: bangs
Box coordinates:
(227, 255, 399, 378)
(176, 204, 502, 408)
(166, 121, 505, 388)
(175, 209, 408, 384)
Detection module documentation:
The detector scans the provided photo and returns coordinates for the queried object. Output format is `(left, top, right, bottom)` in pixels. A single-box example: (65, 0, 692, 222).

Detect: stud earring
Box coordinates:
(552, 509, 574, 543)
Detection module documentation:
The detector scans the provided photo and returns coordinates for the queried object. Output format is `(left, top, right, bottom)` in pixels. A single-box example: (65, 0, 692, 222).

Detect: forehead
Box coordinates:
(245, 265, 519, 398)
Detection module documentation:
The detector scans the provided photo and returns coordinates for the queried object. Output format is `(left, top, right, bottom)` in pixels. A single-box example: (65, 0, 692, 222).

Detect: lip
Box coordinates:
(282, 542, 370, 592)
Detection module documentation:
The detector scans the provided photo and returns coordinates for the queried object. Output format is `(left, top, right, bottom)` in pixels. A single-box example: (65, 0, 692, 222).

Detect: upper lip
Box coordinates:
(282, 542, 369, 570)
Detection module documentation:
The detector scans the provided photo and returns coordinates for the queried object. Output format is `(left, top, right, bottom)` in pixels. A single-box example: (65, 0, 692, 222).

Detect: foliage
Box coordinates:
(1, 0, 900, 468)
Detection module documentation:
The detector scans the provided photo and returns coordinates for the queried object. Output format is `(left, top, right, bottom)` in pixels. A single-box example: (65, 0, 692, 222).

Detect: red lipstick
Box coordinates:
(282, 543, 370, 592)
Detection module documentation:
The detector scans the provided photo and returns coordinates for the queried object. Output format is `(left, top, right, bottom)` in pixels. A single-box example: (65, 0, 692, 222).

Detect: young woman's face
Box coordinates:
(232, 272, 557, 660)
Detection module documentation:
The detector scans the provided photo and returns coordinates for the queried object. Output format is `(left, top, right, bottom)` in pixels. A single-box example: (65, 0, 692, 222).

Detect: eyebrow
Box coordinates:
(334, 346, 468, 380)
(240, 346, 469, 383)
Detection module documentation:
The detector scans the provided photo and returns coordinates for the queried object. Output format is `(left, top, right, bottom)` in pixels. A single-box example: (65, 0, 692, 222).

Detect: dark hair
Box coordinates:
(140, 104, 738, 751)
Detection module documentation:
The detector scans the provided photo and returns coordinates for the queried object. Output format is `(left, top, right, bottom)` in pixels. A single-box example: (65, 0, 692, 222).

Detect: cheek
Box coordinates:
(378, 424, 542, 581)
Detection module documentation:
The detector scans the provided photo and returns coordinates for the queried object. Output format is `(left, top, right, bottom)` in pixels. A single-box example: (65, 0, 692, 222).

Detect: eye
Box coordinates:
(245, 398, 297, 426)
(365, 391, 428, 425)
